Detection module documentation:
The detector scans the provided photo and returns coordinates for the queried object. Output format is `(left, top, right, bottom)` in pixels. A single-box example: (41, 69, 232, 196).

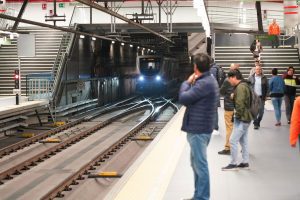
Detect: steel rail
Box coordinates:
(0, 13, 114, 41)
(40, 103, 155, 200)
(75, 0, 174, 44)
(0, 119, 82, 158)
(0, 97, 139, 158)
(0, 104, 152, 185)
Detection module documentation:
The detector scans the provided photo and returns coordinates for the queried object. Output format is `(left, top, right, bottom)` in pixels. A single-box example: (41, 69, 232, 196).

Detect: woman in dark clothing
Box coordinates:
(250, 39, 263, 62)
(282, 66, 300, 124)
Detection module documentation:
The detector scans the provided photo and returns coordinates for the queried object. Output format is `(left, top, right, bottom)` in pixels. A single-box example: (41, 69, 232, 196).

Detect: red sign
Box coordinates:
(42, 3, 46, 10)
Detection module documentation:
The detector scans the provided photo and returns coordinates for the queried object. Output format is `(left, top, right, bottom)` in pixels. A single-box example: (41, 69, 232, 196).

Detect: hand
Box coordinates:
(230, 93, 234, 99)
(187, 73, 197, 85)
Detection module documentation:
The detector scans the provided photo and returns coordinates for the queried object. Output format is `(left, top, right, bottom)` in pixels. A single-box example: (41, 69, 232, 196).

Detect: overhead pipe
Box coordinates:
(75, 0, 174, 44)
(0, 13, 114, 41)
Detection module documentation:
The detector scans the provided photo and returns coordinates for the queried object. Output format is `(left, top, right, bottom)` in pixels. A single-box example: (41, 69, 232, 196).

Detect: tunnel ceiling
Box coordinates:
(80, 23, 204, 54)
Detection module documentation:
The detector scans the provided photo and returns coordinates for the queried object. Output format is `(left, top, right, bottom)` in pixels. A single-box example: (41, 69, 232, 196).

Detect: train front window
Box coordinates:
(140, 58, 160, 76)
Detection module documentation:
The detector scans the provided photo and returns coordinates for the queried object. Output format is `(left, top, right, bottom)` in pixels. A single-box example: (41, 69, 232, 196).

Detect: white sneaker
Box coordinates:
(212, 130, 220, 135)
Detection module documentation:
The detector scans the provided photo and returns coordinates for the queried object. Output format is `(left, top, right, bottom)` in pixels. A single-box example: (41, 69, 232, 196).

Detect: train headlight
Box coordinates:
(156, 75, 161, 81)
(139, 76, 144, 81)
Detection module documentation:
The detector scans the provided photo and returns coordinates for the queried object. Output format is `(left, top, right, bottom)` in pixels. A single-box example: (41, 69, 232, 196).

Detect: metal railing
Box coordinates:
(26, 73, 52, 101)
(207, 6, 283, 31)
(50, 6, 79, 104)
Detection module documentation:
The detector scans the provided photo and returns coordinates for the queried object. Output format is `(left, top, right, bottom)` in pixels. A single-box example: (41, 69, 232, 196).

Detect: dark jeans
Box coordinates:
(284, 94, 295, 122)
(271, 35, 279, 48)
(253, 98, 265, 126)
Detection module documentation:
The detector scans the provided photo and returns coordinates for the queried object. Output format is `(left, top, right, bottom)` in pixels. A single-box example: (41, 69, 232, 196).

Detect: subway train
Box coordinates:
(136, 55, 179, 95)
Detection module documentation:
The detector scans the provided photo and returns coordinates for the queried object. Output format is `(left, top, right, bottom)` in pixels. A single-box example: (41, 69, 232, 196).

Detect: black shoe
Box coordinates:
(254, 125, 259, 129)
(218, 149, 230, 155)
(237, 163, 250, 169)
(222, 164, 238, 171)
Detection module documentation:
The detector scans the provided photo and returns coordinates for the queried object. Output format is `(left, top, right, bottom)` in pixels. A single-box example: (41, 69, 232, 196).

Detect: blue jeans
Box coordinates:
(271, 97, 283, 123)
(187, 133, 211, 200)
(230, 118, 250, 164)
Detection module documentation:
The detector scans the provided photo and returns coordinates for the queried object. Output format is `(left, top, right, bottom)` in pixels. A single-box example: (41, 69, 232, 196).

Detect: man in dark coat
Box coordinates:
(179, 53, 218, 200)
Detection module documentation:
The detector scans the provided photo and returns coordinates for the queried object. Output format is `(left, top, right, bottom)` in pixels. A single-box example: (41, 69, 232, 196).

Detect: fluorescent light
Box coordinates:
(92, 37, 96, 41)
(121, 42, 125, 46)
(194, 0, 210, 37)
(112, 41, 115, 44)
(80, 35, 85, 39)
(130, 44, 133, 47)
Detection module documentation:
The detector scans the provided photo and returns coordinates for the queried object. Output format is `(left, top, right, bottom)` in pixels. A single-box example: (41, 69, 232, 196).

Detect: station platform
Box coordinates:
(105, 101, 300, 200)
(0, 96, 49, 117)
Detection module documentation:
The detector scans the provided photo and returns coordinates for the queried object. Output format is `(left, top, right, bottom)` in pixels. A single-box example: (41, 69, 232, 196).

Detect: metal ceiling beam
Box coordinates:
(0, 13, 114, 41)
(11, 0, 28, 31)
(76, 0, 174, 44)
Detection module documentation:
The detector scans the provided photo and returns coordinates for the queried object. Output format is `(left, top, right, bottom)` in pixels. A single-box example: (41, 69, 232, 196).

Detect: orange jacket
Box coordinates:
(290, 97, 300, 146)
(268, 23, 280, 35)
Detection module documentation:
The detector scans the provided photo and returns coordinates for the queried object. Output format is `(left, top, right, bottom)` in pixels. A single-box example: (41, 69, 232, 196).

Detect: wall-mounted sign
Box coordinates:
(42, 3, 46, 10)
(0, 0, 6, 12)
(58, 3, 64, 8)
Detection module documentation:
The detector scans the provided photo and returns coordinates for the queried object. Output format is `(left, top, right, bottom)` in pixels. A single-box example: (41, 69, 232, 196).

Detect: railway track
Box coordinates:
(0, 97, 178, 200)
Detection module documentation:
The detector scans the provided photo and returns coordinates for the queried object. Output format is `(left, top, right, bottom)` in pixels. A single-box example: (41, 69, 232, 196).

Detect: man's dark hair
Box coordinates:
(288, 66, 295, 73)
(227, 69, 243, 80)
(272, 68, 278, 75)
(193, 53, 211, 73)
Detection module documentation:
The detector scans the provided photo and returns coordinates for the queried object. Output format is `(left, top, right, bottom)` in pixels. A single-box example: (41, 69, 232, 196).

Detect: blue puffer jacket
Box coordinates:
(179, 71, 219, 134)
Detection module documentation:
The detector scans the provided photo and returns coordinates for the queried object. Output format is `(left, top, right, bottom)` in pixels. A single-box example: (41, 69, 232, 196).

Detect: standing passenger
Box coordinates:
(222, 69, 252, 171)
(209, 59, 225, 135)
(290, 97, 300, 148)
(269, 68, 285, 126)
(218, 63, 239, 155)
(179, 53, 218, 200)
(282, 66, 300, 124)
(248, 65, 269, 129)
(268, 19, 280, 48)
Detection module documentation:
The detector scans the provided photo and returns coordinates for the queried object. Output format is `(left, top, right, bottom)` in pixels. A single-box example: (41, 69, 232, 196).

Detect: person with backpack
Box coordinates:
(269, 68, 285, 126)
(209, 59, 225, 135)
(247, 65, 269, 129)
(222, 69, 252, 171)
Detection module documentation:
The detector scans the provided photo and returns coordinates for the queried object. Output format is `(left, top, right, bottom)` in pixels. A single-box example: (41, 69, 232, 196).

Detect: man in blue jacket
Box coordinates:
(179, 53, 219, 200)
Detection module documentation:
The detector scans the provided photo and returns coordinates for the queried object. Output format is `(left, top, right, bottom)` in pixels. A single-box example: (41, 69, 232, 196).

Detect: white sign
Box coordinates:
(0, 0, 6, 12)
(17, 34, 36, 57)
(13, 89, 21, 94)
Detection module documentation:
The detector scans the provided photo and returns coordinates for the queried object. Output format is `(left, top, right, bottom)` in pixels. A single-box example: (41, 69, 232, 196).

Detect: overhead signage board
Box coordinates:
(17, 34, 35, 57)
